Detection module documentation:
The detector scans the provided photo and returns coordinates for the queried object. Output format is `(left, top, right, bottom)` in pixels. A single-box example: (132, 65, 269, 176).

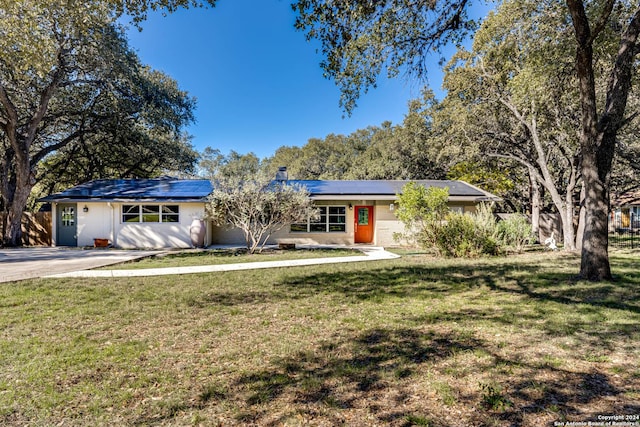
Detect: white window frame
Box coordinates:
(121, 204, 180, 223)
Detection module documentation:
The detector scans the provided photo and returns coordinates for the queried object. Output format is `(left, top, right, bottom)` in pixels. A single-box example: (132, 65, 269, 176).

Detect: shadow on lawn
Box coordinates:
(222, 327, 639, 426)
(144, 254, 640, 426)
(190, 253, 640, 316)
(229, 328, 484, 426)
(274, 254, 640, 314)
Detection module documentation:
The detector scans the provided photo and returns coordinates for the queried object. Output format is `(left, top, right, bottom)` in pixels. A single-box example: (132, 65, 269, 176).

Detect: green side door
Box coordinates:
(56, 203, 78, 246)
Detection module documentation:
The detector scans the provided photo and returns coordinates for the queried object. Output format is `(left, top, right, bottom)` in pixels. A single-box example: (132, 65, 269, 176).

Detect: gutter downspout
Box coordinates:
(51, 202, 57, 247)
(108, 202, 115, 247)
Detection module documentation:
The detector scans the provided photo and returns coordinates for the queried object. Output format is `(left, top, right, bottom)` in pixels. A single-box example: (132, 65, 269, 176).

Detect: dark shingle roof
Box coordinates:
(286, 180, 499, 200)
(39, 177, 213, 203)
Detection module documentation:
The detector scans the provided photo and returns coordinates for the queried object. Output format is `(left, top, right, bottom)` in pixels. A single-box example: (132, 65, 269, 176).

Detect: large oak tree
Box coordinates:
(293, 0, 640, 281)
(0, 0, 212, 246)
(440, 1, 584, 250)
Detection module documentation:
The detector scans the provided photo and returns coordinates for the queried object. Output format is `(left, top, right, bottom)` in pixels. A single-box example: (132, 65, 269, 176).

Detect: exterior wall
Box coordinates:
(374, 201, 402, 247)
(77, 203, 112, 247)
(64, 202, 207, 249)
(210, 225, 247, 246)
(210, 201, 358, 246)
(269, 225, 353, 246)
(114, 203, 207, 249)
(209, 199, 482, 247)
(375, 201, 477, 247)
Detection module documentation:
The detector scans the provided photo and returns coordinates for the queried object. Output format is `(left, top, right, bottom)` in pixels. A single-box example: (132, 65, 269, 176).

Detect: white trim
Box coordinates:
(121, 203, 180, 224)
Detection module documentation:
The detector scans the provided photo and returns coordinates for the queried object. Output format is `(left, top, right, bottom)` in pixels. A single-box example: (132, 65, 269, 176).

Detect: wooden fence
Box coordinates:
(0, 212, 52, 246)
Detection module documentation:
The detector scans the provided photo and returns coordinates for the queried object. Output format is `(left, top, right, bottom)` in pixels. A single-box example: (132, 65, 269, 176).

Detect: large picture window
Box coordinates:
(291, 206, 346, 233)
(122, 205, 180, 223)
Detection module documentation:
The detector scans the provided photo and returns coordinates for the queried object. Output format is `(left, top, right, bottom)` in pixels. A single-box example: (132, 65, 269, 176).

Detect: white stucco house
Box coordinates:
(40, 176, 499, 249)
(39, 177, 212, 249)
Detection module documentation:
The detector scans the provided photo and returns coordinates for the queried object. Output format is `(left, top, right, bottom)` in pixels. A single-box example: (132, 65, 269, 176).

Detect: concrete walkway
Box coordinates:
(44, 246, 400, 279)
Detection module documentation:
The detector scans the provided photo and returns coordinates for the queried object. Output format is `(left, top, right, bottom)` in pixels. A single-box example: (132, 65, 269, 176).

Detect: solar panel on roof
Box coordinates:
(40, 177, 495, 204)
(39, 178, 213, 202)
(287, 180, 486, 197)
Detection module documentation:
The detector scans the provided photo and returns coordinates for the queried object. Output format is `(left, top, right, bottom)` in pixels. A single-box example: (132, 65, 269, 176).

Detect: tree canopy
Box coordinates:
(293, 0, 480, 113)
(0, 1, 207, 245)
(293, 0, 640, 280)
(438, 0, 584, 249)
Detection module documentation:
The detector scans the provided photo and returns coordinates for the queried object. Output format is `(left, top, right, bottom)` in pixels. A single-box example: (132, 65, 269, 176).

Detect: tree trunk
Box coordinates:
(542, 177, 575, 251)
(4, 161, 33, 246)
(528, 166, 540, 242)
(580, 148, 611, 280)
(567, 2, 640, 280)
(561, 206, 576, 251)
(575, 184, 586, 251)
(1, 55, 65, 247)
(567, 0, 611, 280)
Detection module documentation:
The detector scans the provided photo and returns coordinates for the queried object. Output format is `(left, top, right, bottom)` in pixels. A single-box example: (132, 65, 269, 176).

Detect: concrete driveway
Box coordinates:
(0, 247, 162, 283)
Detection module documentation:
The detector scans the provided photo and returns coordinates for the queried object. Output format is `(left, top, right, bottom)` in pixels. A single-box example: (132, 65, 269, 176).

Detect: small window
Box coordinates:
(310, 206, 328, 232)
(61, 206, 75, 227)
(450, 206, 465, 214)
(142, 205, 160, 222)
(162, 205, 180, 223)
(357, 207, 369, 225)
(329, 206, 346, 232)
(122, 205, 140, 223)
(290, 223, 308, 232)
(122, 204, 180, 223)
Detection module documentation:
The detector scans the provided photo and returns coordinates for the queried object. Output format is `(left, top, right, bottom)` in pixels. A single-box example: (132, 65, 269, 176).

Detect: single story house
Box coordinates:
(40, 177, 499, 249)
(39, 177, 213, 249)
(212, 179, 499, 247)
(611, 190, 640, 230)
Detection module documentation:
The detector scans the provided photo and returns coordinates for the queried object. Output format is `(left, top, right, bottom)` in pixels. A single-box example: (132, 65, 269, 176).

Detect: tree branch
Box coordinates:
(590, 0, 615, 43)
(0, 83, 19, 143)
(24, 49, 68, 153)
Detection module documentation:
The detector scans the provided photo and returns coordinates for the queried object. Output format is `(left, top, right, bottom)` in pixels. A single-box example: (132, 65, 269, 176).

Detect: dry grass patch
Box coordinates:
(1, 250, 639, 426)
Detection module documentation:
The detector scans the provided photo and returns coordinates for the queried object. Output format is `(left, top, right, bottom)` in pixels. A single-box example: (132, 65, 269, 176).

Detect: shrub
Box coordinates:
(497, 214, 535, 253)
(394, 183, 449, 247)
(433, 212, 499, 257)
(395, 185, 503, 258)
(473, 203, 500, 238)
(207, 175, 317, 254)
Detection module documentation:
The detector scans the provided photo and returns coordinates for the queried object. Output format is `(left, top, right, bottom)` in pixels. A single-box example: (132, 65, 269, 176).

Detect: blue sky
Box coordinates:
(125, 0, 470, 158)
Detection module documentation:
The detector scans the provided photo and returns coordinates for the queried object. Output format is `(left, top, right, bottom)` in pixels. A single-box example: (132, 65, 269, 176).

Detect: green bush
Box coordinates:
(497, 214, 535, 253)
(395, 186, 505, 258)
(431, 212, 499, 258)
(473, 203, 500, 238)
(394, 183, 450, 247)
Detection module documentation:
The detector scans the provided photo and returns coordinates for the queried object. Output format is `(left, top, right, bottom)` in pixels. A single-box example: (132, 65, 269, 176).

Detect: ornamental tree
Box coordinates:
(207, 173, 318, 254)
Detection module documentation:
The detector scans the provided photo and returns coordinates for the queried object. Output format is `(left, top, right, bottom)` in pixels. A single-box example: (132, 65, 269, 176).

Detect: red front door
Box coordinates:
(354, 206, 374, 243)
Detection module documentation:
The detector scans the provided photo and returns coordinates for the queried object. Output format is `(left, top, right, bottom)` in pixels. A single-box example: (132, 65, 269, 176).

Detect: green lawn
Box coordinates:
(1, 250, 639, 426)
(104, 247, 364, 269)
